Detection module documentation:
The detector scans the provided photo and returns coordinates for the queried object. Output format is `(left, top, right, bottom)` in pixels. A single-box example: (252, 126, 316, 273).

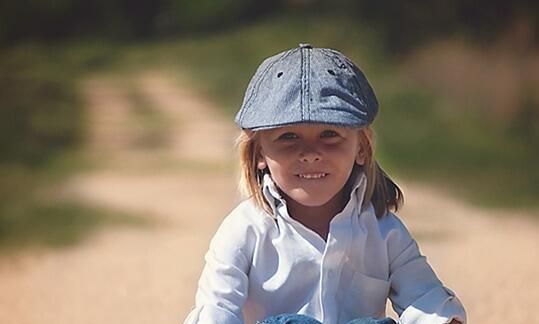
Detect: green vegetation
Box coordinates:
(0, 196, 147, 251)
(0, 160, 148, 251)
(0, 44, 140, 252)
(376, 86, 539, 207)
(0, 42, 120, 167)
(2, 1, 537, 51)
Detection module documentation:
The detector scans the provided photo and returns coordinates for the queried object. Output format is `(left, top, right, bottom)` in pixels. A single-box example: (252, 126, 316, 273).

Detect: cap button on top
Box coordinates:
(299, 43, 313, 49)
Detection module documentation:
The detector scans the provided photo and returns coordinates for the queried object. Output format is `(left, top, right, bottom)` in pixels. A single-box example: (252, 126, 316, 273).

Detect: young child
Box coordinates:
(184, 44, 466, 324)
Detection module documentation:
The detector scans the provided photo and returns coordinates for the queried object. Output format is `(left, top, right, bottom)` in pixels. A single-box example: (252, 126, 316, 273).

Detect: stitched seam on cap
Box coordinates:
(323, 50, 349, 70)
(320, 50, 340, 67)
(300, 47, 306, 121)
(306, 46, 311, 120)
(239, 49, 297, 123)
(322, 48, 345, 60)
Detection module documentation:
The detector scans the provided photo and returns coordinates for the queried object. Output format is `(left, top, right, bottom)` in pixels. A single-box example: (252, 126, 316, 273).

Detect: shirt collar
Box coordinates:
(261, 171, 368, 219)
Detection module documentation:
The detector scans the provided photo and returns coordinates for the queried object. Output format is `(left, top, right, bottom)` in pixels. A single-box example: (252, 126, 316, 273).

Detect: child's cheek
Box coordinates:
(273, 143, 299, 156)
(322, 143, 352, 155)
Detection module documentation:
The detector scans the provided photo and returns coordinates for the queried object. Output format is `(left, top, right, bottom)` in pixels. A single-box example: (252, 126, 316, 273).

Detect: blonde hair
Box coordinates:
(236, 127, 403, 218)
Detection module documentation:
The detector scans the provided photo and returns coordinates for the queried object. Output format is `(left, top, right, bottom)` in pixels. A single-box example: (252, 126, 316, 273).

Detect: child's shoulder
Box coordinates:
(377, 211, 409, 232)
(218, 198, 276, 234)
(208, 199, 276, 261)
(206, 199, 274, 266)
(362, 206, 414, 243)
(375, 210, 417, 253)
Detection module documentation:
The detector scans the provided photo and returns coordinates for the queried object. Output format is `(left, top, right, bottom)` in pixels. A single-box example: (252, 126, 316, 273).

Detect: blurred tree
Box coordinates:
(0, 0, 282, 43)
(155, 0, 281, 34)
(0, 48, 82, 166)
(0, 0, 162, 42)
(511, 86, 539, 145)
(350, 0, 539, 52)
(1, 0, 537, 49)
(276, 0, 539, 53)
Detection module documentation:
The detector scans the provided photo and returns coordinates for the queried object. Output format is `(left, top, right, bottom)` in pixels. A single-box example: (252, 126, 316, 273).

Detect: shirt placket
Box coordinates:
(318, 206, 355, 324)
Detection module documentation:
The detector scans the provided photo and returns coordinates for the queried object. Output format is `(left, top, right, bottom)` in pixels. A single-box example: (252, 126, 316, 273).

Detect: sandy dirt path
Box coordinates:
(0, 71, 537, 324)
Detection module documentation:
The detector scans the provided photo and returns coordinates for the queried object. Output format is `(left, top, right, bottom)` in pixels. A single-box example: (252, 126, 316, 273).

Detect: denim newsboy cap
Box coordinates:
(235, 43, 378, 130)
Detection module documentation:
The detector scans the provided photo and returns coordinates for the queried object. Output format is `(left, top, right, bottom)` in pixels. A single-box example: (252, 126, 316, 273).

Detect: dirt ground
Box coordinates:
(0, 71, 537, 324)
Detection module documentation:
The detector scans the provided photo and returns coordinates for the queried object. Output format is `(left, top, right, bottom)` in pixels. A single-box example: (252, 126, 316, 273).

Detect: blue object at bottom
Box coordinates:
(257, 314, 397, 324)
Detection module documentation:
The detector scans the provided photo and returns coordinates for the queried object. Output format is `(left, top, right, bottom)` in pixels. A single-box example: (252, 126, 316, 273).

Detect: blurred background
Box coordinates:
(0, 1, 538, 323)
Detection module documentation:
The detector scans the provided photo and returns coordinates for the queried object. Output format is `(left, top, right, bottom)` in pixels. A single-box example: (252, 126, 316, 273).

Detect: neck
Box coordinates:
(284, 189, 349, 241)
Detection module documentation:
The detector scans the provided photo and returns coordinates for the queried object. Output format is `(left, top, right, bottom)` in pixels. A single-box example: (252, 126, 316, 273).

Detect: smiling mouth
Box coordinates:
(297, 172, 328, 179)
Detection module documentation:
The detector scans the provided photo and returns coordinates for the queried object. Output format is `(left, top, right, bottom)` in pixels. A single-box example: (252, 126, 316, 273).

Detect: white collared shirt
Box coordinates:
(184, 174, 466, 324)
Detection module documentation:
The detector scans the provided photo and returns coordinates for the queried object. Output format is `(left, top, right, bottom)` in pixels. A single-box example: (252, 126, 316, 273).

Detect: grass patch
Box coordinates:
(375, 86, 539, 207)
(0, 165, 149, 252)
(0, 42, 142, 253)
(0, 199, 148, 251)
(0, 41, 120, 169)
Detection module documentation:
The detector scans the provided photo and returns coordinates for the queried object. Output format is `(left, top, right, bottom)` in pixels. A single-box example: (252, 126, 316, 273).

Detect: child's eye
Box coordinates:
(320, 130, 339, 138)
(277, 132, 298, 140)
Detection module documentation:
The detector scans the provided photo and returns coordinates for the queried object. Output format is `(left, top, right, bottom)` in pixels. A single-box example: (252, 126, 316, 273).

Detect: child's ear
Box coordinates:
(257, 160, 267, 170)
(355, 146, 367, 166)
(257, 155, 267, 170)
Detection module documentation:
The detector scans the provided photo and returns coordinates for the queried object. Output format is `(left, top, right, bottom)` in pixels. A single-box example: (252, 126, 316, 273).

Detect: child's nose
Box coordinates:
(299, 145, 321, 163)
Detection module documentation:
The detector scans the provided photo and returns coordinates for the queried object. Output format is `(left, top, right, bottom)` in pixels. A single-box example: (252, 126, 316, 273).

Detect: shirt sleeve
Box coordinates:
(183, 210, 257, 324)
(383, 214, 467, 324)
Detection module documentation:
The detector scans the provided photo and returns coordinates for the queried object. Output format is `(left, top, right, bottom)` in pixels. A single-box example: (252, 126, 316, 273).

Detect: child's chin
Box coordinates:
(290, 195, 333, 208)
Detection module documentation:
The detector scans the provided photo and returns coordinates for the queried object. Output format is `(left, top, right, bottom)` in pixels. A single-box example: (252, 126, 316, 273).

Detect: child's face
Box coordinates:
(257, 124, 367, 208)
